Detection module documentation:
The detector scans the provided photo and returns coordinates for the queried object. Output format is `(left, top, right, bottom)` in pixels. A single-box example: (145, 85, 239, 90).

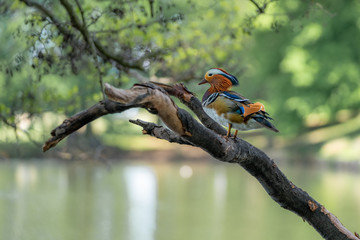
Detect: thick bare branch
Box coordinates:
(42, 99, 132, 152)
(43, 82, 358, 240)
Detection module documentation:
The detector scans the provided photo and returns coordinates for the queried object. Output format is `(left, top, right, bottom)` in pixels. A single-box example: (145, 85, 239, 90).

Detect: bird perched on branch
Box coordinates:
(199, 68, 279, 138)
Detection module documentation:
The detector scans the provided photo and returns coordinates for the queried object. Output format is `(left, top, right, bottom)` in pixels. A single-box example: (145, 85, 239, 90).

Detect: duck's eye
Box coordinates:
(208, 73, 213, 77)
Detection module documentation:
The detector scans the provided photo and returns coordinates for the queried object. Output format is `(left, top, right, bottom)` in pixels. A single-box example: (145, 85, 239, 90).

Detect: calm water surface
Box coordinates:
(0, 159, 359, 240)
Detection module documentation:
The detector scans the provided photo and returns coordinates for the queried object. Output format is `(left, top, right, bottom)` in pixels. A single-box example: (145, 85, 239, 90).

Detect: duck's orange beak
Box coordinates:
(198, 78, 207, 85)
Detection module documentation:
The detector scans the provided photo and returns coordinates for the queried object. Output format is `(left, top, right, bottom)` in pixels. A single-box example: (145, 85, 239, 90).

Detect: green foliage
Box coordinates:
(0, 0, 254, 138)
(244, 0, 360, 135)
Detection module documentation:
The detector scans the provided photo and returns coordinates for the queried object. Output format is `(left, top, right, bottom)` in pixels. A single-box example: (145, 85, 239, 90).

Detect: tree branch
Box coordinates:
(20, 0, 72, 38)
(150, 82, 227, 135)
(59, 0, 144, 71)
(21, 0, 144, 71)
(249, 0, 269, 14)
(0, 114, 42, 148)
(42, 99, 134, 152)
(93, 18, 161, 34)
(129, 119, 194, 146)
(74, 0, 86, 26)
(250, 0, 264, 13)
(75, 0, 105, 98)
(60, 0, 106, 97)
(43, 82, 358, 240)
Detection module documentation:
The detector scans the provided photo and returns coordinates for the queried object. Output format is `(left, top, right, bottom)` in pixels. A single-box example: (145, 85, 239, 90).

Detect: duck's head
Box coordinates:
(198, 68, 238, 91)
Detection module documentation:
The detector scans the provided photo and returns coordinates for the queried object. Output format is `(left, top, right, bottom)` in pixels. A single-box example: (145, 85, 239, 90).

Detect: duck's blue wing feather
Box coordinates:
(219, 91, 249, 103)
(219, 91, 250, 115)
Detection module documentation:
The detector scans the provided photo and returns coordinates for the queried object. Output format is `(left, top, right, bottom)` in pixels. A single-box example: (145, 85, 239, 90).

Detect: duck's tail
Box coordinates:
(252, 113, 279, 133)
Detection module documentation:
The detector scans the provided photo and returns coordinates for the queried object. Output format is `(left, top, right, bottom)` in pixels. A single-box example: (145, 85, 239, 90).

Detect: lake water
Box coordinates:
(0, 159, 359, 240)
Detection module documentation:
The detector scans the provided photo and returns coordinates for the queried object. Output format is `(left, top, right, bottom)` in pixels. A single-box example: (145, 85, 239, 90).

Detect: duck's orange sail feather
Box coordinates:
(243, 102, 265, 118)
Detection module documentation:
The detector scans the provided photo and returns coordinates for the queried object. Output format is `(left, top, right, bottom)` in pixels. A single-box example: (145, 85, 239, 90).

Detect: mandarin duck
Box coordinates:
(199, 68, 279, 138)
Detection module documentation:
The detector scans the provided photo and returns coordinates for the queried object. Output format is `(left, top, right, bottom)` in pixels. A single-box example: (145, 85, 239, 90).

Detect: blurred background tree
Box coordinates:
(0, 0, 359, 161)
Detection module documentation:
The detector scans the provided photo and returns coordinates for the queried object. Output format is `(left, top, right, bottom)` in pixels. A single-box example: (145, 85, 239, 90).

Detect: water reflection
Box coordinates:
(15, 164, 38, 189)
(124, 166, 157, 240)
(213, 166, 227, 207)
(0, 160, 358, 240)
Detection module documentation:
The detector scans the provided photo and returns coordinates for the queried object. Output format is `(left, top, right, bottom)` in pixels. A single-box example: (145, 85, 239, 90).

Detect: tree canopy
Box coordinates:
(1, 0, 359, 158)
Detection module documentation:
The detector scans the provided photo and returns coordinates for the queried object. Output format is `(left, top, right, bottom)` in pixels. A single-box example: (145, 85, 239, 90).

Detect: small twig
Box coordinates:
(0, 114, 42, 148)
(92, 40, 144, 70)
(61, 0, 105, 99)
(129, 119, 194, 146)
(0, 114, 16, 129)
(249, 0, 266, 13)
(20, 0, 72, 37)
(93, 17, 166, 34)
(128, 69, 149, 83)
(74, 0, 85, 26)
(149, 0, 154, 18)
(21, 0, 144, 73)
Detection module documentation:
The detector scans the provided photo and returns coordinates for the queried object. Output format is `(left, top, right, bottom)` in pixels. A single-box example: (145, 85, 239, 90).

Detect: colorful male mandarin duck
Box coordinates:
(199, 68, 279, 138)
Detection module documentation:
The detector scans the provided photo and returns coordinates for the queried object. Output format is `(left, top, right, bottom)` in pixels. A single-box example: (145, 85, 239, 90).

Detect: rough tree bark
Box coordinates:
(43, 82, 359, 240)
